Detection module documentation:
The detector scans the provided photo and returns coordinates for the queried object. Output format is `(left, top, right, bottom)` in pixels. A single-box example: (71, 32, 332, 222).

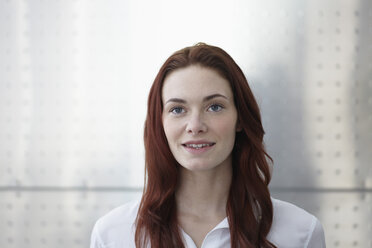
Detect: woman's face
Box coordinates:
(162, 65, 239, 172)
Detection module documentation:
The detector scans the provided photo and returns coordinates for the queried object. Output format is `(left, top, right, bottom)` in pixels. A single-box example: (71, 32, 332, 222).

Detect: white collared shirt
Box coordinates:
(90, 198, 326, 248)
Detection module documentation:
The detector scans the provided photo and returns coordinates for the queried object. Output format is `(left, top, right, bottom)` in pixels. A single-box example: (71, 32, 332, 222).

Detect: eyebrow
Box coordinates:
(165, 93, 228, 105)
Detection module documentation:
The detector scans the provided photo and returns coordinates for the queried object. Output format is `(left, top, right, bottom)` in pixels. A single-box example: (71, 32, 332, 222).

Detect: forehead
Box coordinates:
(162, 65, 233, 101)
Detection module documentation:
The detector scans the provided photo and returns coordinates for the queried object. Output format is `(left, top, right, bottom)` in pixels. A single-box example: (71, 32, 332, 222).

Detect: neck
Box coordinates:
(175, 160, 232, 219)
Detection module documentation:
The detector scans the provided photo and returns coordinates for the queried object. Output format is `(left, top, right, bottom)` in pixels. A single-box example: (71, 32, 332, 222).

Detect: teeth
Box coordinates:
(185, 143, 213, 149)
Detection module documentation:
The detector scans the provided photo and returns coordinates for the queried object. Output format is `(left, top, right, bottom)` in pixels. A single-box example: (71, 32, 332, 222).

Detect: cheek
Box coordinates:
(213, 122, 236, 149)
(162, 118, 179, 143)
(215, 116, 238, 137)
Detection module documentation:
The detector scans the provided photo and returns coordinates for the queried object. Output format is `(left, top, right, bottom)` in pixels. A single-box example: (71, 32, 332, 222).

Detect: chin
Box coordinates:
(181, 162, 216, 172)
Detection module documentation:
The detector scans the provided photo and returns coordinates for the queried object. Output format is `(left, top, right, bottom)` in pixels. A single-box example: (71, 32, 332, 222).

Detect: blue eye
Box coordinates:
(170, 107, 185, 115)
(208, 104, 223, 112)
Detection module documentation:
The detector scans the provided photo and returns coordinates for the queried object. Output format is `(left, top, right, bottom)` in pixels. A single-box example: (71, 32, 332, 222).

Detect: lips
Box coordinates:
(182, 141, 216, 152)
(183, 143, 215, 149)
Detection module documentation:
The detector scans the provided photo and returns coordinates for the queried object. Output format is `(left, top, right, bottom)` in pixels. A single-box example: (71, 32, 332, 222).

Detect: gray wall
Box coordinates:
(0, 0, 371, 247)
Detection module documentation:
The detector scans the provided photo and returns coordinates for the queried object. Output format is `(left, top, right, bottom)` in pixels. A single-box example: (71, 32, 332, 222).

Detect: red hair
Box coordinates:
(135, 43, 276, 248)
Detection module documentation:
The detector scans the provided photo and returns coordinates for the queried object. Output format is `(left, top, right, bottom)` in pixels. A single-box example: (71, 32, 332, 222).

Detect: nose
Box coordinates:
(186, 112, 207, 135)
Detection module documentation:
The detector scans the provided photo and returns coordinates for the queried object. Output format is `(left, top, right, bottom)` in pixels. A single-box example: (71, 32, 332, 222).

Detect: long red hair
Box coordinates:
(135, 43, 276, 248)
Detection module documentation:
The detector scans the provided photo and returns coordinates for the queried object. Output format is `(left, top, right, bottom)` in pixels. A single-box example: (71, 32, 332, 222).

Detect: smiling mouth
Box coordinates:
(182, 143, 216, 149)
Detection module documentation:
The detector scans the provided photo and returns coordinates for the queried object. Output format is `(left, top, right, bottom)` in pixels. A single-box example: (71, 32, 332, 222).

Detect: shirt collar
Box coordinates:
(211, 217, 229, 230)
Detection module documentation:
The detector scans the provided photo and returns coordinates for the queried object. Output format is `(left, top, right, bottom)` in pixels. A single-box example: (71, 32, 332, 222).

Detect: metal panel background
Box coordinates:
(0, 0, 371, 247)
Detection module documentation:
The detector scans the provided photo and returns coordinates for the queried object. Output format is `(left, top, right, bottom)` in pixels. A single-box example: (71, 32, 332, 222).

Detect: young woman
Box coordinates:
(90, 43, 326, 248)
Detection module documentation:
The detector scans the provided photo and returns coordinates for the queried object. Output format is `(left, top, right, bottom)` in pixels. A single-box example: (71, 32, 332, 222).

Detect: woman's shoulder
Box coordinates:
(96, 199, 140, 227)
(90, 199, 140, 248)
(268, 198, 326, 248)
(271, 197, 315, 225)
